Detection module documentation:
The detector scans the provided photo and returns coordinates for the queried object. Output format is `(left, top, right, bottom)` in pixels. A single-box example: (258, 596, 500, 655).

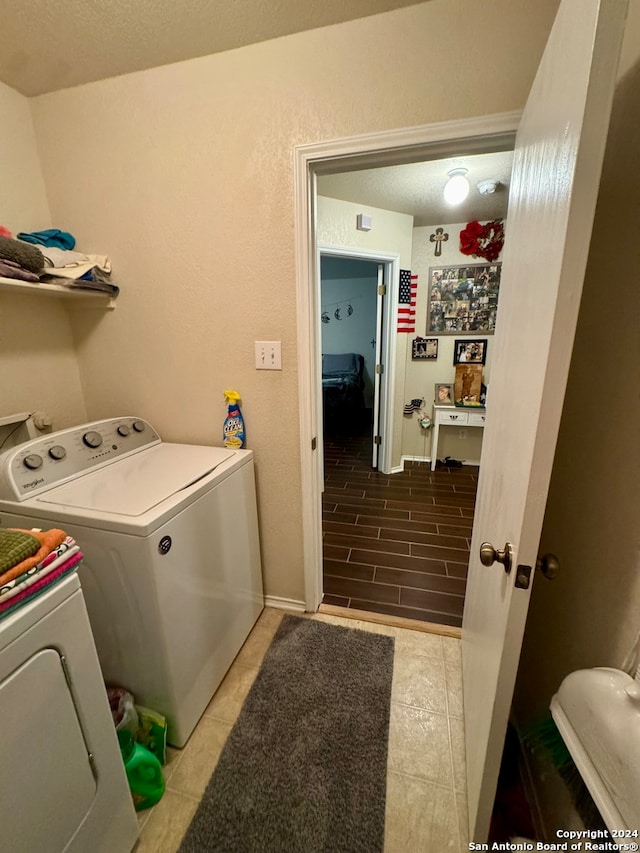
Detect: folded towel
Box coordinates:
(0, 537, 77, 597)
(0, 258, 41, 282)
(0, 236, 44, 273)
(0, 546, 80, 604)
(0, 553, 83, 620)
(0, 530, 40, 573)
(33, 246, 89, 269)
(39, 252, 111, 280)
(0, 529, 67, 587)
(17, 229, 76, 250)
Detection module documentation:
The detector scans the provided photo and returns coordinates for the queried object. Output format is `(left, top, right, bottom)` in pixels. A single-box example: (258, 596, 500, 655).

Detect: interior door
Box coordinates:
(371, 263, 385, 468)
(462, 0, 628, 841)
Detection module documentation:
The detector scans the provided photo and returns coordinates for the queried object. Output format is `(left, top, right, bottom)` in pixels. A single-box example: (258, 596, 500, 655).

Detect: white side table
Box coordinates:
(430, 404, 486, 471)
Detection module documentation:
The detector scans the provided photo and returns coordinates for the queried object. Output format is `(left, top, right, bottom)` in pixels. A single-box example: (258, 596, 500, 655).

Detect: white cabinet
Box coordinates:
(436, 409, 469, 426)
(430, 404, 486, 471)
(468, 412, 487, 427)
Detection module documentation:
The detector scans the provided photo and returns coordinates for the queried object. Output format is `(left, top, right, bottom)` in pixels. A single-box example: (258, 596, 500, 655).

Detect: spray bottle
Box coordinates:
(223, 390, 245, 448)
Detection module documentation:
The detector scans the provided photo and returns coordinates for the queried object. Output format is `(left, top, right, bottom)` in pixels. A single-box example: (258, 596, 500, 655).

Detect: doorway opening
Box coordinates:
(294, 115, 518, 620)
(319, 250, 396, 471)
(320, 256, 382, 454)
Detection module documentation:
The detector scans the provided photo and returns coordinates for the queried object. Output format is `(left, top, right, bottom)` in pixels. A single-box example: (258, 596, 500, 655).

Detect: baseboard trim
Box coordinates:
(319, 603, 461, 638)
(399, 454, 481, 469)
(401, 454, 431, 463)
(264, 595, 306, 612)
(396, 454, 431, 472)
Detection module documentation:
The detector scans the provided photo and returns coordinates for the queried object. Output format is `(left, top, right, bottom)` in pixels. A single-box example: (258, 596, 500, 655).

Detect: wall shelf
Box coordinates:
(0, 276, 116, 309)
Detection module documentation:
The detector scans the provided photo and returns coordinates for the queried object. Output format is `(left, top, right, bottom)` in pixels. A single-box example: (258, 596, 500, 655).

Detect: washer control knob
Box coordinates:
(24, 454, 43, 470)
(83, 431, 103, 448)
(132, 421, 145, 433)
(48, 445, 67, 461)
(117, 425, 131, 437)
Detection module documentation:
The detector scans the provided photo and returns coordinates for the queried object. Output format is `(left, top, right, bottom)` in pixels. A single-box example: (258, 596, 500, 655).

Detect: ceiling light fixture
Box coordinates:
(443, 168, 470, 205)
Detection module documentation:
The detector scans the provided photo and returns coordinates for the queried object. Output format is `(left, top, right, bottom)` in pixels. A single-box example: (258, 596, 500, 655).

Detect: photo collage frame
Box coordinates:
(427, 263, 501, 334)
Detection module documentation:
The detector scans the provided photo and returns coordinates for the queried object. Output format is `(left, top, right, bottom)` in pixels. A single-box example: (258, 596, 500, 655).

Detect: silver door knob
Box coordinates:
(479, 541, 513, 574)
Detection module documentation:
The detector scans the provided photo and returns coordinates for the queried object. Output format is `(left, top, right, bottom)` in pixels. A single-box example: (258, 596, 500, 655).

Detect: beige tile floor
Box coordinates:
(134, 607, 468, 853)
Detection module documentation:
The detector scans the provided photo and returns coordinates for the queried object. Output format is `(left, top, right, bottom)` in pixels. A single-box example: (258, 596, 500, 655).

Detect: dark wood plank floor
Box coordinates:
(322, 428, 478, 628)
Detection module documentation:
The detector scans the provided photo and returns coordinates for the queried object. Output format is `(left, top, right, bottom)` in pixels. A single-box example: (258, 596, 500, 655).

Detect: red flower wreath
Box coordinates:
(459, 219, 504, 262)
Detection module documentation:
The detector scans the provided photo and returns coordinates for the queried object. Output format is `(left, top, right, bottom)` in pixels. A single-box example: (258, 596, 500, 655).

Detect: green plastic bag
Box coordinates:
(135, 704, 167, 766)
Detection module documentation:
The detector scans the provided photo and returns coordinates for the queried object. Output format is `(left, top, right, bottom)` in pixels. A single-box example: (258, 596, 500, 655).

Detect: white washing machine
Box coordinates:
(0, 416, 264, 747)
(0, 572, 139, 853)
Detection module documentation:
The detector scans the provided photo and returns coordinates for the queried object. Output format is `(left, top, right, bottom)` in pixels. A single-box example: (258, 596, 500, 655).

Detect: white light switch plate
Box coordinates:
(255, 341, 282, 370)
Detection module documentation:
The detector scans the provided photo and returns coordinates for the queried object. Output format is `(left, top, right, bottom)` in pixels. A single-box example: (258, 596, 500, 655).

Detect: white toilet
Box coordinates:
(551, 665, 640, 834)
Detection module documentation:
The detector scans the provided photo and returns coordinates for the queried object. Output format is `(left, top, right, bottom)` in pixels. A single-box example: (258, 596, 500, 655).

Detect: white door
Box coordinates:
(371, 263, 385, 468)
(462, 0, 628, 841)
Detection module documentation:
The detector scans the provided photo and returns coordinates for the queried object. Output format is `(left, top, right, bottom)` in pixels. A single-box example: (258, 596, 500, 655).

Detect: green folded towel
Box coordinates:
(0, 530, 40, 574)
(0, 236, 44, 274)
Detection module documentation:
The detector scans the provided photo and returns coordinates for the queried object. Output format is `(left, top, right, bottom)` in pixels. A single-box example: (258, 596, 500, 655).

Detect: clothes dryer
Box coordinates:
(0, 417, 264, 747)
(0, 573, 138, 853)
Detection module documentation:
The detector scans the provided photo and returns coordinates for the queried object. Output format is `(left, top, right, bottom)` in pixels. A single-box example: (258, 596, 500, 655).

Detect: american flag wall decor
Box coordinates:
(397, 270, 417, 333)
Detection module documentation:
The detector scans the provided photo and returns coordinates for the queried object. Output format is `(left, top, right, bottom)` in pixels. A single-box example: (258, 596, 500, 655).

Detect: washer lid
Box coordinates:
(36, 443, 235, 516)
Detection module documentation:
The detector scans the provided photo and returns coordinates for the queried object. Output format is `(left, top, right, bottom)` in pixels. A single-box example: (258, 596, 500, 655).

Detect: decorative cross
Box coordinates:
(430, 227, 449, 257)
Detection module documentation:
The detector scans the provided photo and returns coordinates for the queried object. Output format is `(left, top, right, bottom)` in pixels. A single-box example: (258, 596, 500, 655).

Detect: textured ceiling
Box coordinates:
(317, 150, 513, 227)
(1, 0, 427, 97)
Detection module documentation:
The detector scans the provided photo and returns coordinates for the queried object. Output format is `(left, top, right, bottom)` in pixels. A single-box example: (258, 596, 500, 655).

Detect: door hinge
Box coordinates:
(378, 284, 386, 296)
(311, 436, 317, 451)
(374, 435, 382, 446)
(376, 364, 384, 375)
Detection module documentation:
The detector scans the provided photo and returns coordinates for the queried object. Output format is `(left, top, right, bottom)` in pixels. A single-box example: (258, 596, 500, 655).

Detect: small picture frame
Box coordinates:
(454, 364, 484, 406)
(412, 337, 438, 360)
(453, 339, 487, 365)
(434, 383, 454, 406)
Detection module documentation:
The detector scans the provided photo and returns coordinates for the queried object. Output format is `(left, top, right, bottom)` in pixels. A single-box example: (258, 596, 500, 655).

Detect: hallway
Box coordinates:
(322, 430, 478, 628)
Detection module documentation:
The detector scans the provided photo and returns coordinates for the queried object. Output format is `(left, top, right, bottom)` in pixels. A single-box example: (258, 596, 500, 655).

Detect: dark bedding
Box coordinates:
(322, 352, 365, 418)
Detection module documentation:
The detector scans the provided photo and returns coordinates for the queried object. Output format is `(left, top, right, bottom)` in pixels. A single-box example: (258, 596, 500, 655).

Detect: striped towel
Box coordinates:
(0, 528, 67, 587)
(0, 552, 84, 621)
(0, 542, 80, 603)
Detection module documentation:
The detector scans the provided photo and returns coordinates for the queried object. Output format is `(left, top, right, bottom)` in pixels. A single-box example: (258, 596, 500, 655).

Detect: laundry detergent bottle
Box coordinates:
(223, 389, 245, 448)
(117, 729, 165, 811)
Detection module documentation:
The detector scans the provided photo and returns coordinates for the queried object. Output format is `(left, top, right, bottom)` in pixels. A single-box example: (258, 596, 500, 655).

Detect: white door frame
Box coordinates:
(318, 245, 398, 475)
(294, 112, 520, 612)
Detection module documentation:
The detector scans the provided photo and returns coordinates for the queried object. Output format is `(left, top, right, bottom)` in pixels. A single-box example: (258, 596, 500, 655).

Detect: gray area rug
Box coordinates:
(179, 615, 395, 853)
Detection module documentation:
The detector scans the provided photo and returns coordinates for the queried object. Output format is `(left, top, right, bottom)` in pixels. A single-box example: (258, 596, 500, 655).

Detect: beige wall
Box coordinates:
(23, 0, 560, 603)
(408, 224, 499, 465)
(0, 81, 51, 234)
(0, 81, 87, 430)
